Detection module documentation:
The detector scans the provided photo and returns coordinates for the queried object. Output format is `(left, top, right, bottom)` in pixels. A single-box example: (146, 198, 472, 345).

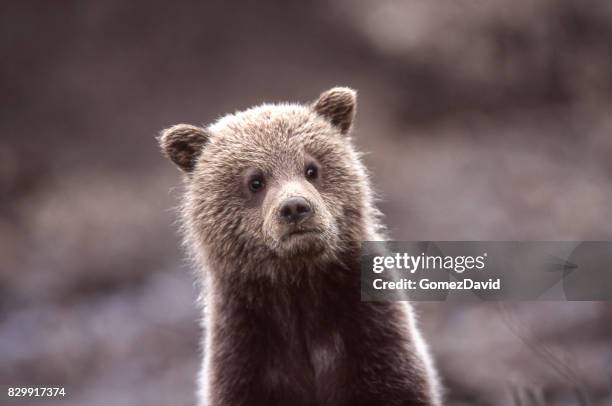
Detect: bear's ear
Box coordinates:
(158, 124, 210, 172)
(312, 87, 357, 134)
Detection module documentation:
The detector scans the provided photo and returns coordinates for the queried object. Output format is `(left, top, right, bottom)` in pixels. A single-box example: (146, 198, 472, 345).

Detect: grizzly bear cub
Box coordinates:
(159, 87, 441, 406)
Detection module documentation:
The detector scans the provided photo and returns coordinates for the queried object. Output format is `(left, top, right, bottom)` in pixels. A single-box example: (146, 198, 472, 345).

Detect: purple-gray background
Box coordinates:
(1, 1, 611, 405)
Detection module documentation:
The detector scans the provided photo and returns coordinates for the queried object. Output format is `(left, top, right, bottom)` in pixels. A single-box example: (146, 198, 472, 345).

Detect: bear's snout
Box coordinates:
(278, 196, 312, 224)
(261, 180, 336, 254)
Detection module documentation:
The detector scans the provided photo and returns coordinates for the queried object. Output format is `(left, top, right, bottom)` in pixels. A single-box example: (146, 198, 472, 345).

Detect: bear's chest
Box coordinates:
(260, 299, 350, 404)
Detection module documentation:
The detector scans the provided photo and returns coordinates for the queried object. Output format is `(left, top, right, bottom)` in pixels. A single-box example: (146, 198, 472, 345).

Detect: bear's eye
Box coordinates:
(248, 176, 265, 193)
(305, 163, 318, 180)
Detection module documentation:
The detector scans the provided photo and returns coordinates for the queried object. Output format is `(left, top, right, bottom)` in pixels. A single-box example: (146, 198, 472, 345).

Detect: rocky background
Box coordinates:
(1, 1, 611, 405)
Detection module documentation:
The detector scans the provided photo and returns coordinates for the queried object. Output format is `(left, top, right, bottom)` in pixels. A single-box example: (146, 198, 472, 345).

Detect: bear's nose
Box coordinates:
(279, 197, 312, 224)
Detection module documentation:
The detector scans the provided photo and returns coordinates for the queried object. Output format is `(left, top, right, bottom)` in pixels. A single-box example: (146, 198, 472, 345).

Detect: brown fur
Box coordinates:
(159, 87, 441, 405)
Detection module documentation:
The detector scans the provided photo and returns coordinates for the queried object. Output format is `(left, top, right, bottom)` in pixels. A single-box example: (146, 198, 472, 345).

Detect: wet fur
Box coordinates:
(159, 88, 441, 405)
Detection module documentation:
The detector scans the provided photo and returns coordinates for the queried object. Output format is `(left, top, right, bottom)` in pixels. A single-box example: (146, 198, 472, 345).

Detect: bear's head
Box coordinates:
(159, 87, 380, 273)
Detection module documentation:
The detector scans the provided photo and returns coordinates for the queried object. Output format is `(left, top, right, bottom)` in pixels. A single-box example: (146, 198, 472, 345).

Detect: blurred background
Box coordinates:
(1, 1, 612, 405)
